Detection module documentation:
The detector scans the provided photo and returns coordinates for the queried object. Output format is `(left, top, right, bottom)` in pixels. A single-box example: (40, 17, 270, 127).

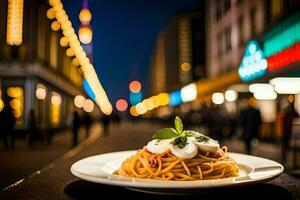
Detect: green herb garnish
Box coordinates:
(195, 135, 210, 143)
(172, 136, 187, 149)
(153, 116, 203, 148)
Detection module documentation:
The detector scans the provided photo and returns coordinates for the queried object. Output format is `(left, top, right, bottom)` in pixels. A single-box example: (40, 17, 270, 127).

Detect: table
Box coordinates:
(1, 123, 300, 200)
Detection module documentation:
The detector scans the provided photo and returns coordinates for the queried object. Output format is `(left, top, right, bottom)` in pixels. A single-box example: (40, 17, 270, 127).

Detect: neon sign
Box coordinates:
(238, 40, 268, 82)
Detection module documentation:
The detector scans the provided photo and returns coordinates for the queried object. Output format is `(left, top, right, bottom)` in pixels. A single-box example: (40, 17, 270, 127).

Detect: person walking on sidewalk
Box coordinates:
(72, 111, 81, 146)
(83, 113, 92, 138)
(281, 99, 299, 165)
(0, 98, 16, 149)
(240, 97, 261, 155)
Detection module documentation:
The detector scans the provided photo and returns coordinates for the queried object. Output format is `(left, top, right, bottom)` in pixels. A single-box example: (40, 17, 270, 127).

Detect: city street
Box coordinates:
(1, 120, 298, 192)
(0, 123, 102, 190)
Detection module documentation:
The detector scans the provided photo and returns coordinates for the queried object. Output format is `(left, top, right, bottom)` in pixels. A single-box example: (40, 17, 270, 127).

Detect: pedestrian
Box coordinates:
(83, 113, 92, 138)
(0, 98, 16, 149)
(72, 111, 81, 146)
(281, 99, 299, 165)
(101, 114, 111, 136)
(28, 109, 38, 147)
(239, 97, 261, 154)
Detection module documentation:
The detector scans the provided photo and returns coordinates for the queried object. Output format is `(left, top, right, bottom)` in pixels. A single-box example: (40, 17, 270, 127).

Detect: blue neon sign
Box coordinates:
(169, 90, 182, 106)
(83, 79, 96, 101)
(238, 40, 268, 82)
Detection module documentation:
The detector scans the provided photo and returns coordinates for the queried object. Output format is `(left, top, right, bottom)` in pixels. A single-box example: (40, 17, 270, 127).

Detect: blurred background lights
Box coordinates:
(79, 8, 92, 24)
(249, 83, 277, 100)
(51, 92, 62, 106)
(143, 99, 154, 110)
(180, 62, 191, 72)
(78, 25, 92, 44)
(136, 103, 147, 115)
(180, 83, 197, 102)
(116, 99, 128, 112)
(0, 99, 4, 112)
(7, 87, 22, 98)
(36, 84, 46, 100)
(225, 90, 238, 102)
(83, 99, 94, 112)
(169, 90, 182, 106)
(51, 21, 60, 31)
(238, 40, 267, 82)
(270, 77, 300, 94)
(47, 0, 112, 115)
(60, 36, 69, 47)
(129, 80, 142, 93)
(74, 95, 85, 108)
(6, 0, 24, 46)
(212, 92, 224, 105)
(130, 106, 139, 117)
(157, 93, 169, 106)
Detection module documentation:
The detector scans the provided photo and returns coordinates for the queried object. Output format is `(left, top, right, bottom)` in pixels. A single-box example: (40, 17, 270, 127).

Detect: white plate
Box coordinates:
(71, 150, 284, 194)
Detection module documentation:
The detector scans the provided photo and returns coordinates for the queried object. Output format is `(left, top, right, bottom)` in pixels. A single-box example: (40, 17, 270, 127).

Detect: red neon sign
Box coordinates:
(267, 42, 300, 71)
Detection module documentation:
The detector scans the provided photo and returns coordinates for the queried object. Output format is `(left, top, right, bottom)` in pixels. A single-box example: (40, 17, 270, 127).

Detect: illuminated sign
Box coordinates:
(263, 13, 300, 57)
(238, 40, 268, 82)
(267, 42, 300, 71)
(130, 91, 142, 106)
(83, 79, 96, 101)
(169, 90, 182, 106)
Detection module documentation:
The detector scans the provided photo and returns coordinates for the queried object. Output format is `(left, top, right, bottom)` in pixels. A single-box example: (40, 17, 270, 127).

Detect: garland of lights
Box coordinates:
(47, 0, 112, 115)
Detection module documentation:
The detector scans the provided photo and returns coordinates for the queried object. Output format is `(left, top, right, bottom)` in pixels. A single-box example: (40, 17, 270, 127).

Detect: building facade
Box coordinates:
(0, 0, 89, 130)
(150, 9, 205, 95)
(206, 0, 300, 78)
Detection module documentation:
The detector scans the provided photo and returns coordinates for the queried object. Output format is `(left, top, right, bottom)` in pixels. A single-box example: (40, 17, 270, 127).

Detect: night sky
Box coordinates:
(63, 0, 202, 105)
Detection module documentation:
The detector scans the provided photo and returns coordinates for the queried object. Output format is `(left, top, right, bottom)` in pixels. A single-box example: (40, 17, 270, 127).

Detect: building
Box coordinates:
(205, 0, 300, 139)
(0, 0, 94, 130)
(206, 0, 300, 78)
(206, 0, 267, 77)
(150, 8, 205, 95)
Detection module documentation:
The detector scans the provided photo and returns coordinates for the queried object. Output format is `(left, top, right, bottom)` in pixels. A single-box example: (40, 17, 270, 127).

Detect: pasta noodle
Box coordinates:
(116, 146, 239, 181)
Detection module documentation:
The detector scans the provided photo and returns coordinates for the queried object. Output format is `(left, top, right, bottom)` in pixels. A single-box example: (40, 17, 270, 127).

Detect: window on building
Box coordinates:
(37, 7, 46, 61)
(250, 7, 256, 37)
(238, 17, 244, 45)
(225, 27, 232, 52)
(271, 0, 283, 21)
(236, 0, 243, 5)
(216, 1, 222, 21)
(217, 33, 222, 56)
(224, 0, 231, 13)
(49, 32, 58, 69)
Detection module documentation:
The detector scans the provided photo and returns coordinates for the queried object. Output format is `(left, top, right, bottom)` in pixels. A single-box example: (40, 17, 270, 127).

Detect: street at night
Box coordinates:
(1, 0, 300, 199)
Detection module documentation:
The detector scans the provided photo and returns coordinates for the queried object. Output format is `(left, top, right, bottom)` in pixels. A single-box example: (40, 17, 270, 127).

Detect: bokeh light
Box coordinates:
(180, 62, 191, 72)
(83, 99, 94, 112)
(36, 84, 46, 100)
(212, 92, 224, 105)
(78, 25, 92, 44)
(129, 81, 141, 93)
(116, 99, 128, 112)
(225, 90, 237, 102)
(74, 95, 85, 108)
(79, 8, 92, 24)
(51, 92, 62, 106)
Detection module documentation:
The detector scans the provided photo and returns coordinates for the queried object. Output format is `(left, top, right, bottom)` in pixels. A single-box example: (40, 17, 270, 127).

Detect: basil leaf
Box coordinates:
(174, 116, 183, 134)
(153, 128, 178, 139)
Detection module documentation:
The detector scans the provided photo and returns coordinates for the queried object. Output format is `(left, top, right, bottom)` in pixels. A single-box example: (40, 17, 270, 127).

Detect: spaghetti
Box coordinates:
(116, 146, 239, 181)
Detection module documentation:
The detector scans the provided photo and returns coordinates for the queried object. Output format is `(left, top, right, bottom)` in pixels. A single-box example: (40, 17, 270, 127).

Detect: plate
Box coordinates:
(71, 150, 284, 194)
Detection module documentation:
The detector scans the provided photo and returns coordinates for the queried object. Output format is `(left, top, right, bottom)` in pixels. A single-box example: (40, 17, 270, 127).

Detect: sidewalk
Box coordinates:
(0, 122, 102, 190)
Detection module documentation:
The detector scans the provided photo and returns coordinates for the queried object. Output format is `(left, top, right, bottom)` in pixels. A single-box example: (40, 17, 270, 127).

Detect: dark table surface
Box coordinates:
(1, 123, 300, 200)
